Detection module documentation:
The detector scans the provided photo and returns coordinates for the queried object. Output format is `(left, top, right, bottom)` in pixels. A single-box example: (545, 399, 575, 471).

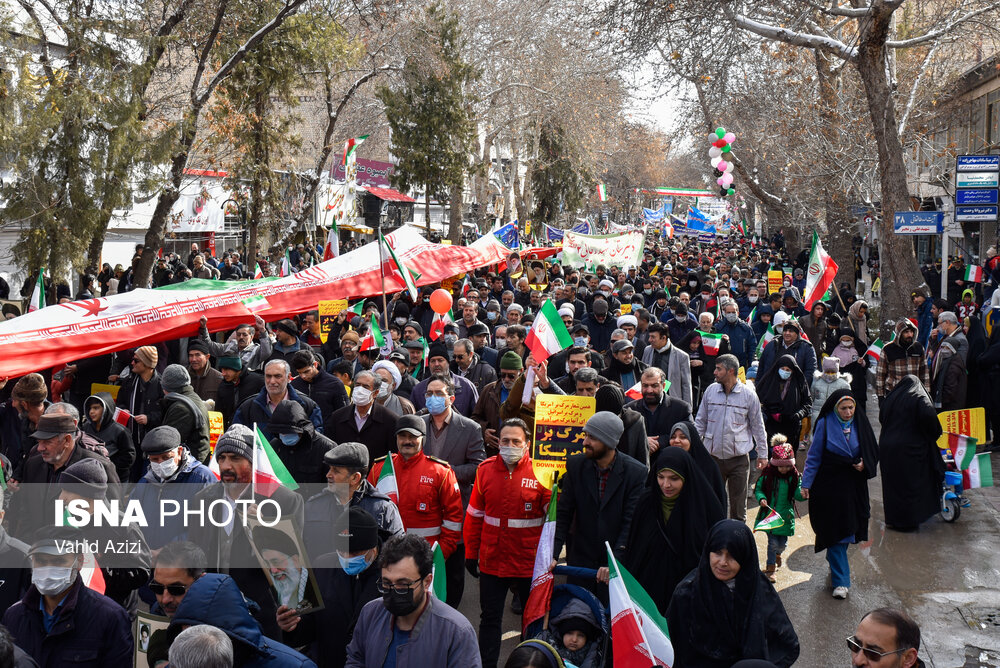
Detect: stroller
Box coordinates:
(525, 566, 610, 668)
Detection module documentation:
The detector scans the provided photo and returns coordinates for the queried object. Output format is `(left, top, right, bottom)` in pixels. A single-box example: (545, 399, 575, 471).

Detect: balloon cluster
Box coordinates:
(708, 127, 736, 197)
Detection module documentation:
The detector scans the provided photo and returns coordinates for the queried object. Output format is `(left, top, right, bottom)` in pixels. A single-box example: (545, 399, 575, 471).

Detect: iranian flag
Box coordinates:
(525, 300, 574, 363)
(429, 310, 454, 342)
(607, 543, 674, 667)
(523, 485, 558, 633)
(323, 229, 338, 261)
(342, 134, 369, 164)
(864, 338, 884, 363)
(625, 381, 642, 400)
(241, 294, 270, 314)
(112, 407, 131, 427)
(431, 541, 447, 601)
(253, 263, 264, 279)
(753, 509, 784, 532)
(80, 551, 106, 594)
(948, 433, 977, 470)
(964, 452, 994, 489)
(0, 458, 6, 490)
(745, 305, 757, 325)
(597, 183, 608, 202)
(280, 249, 292, 277)
(375, 452, 399, 504)
(700, 332, 723, 356)
(252, 424, 299, 497)
(755, 323, 775, 357)
(964, 264, 984, 283)
(802, 231, 838, 310)
(349, 301, 365, 316)
(380, 232, 420, 301)
(28, 270, 45, 312)
(360, 316, 385, 352)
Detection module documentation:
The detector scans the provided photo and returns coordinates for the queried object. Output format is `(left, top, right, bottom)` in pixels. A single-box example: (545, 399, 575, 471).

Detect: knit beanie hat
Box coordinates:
(134, 345, 158, 368)
(500, 351, 523, 371)
(161, 364, 191, 392)
(583, 412, 624, 449)
(59, 458, 108, 499)
(214, 424, 255, 462)
(770, 443, 795, 467)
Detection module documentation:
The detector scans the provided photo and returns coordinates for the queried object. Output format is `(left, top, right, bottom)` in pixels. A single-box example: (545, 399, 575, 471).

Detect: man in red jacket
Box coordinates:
(464, 418, 550, 668)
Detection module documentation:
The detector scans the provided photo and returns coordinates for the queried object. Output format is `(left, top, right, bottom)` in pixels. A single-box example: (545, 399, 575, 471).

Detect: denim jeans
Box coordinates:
(766, 533, 788, 566)
(826, 542, 851, 588)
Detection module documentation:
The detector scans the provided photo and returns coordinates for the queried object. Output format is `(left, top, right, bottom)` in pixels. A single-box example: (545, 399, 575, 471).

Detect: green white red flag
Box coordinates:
(253, 424, 299, 497)
(241, 294, 270, 314)
(525, 300, 574, 363)
(864, 338, 884, 363)
(379, 231, 420, 301)
(700, 332, 723, 356)
(342, 135, 369, 165)
(607, 542, 673, 667)
(802, 231, 838, 310)
(253, 263, 264, 279)
(964, 452, 994, 489)
(625, 381, 642, 400)
(753, 509, 784, 532)
(431, 541, 447, 601)
(755, 323, 775, 357)
(324, 230, 339, 261)
(375, 452, 399, 504)
(430, 310, 454, 341)
(948, 433, 977, 470)
(360, 315, 386, 352)
(597, 183, 608, 202)
(28, 270, 45, 312)
(523, 484, 558, 633)
(964, 265, 983, 282)
(280, 249, 291, 277)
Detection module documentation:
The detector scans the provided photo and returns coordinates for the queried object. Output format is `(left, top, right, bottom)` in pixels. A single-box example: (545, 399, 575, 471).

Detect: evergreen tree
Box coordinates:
(531, 123, 589, 225)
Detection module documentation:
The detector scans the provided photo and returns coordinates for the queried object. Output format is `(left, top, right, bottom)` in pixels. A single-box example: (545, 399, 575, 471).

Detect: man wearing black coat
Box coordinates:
(267, 400, 337, 491)
(550, 413, 645, 604)
(626, 367, 693, 454)
(290, 349, 349, 428)
(325, 371, 399, 464)
(215, 357, 265, 428)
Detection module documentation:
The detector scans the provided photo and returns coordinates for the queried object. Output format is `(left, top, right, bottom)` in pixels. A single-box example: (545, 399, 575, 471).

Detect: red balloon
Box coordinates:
(713, 139, 728, 149)
(430, 289, 453, 314)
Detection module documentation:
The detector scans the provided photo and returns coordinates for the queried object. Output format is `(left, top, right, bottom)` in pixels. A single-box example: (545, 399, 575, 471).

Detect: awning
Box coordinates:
(341, 223, 374, 234)
(363, 186, 415, 203)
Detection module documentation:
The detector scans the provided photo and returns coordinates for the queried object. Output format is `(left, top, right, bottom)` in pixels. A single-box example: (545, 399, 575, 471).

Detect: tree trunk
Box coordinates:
(85, 229, 105, 276)
(854, 4, 923, 325)
(449, 181, 464, 245)
(425, 183, 431, 236)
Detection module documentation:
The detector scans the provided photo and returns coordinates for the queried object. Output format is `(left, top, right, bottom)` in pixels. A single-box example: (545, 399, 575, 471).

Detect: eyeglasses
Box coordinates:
(377, 579, 423, 595)
(500, 372, 519, 380)
(846, 636, 907, 662)
(149, 581, 191, 596)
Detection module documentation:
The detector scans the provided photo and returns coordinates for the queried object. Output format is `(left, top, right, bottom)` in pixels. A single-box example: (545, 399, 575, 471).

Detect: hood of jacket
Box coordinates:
(84, 392, 116, 430)
(550, 596, 603, 640)
(813, 370, 853, 384)
(170, 573, 265, 655)
(268, 399, 314, 438)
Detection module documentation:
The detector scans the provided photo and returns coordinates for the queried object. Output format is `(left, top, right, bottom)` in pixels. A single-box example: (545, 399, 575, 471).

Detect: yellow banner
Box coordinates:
(768, 269, 784, 295)
(318, 299, 348, 344)
(531, 395, 595, 489)
(208, 411, 224, 452)
(91, 383, 120, 400)
(936, 407, 986, 449)
(620, 304, 632, 314)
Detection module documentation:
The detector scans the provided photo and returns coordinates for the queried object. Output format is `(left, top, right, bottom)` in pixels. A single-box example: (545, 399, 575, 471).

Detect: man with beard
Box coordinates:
(186, 340, 222, 403)
(875, 319, 930, 406)
(144, 541, 207, 668)
(626, 367, 693, 455)
(472, 351, 522, 456)
(253, 526, 315, 612)
(549, 412, 645, 604)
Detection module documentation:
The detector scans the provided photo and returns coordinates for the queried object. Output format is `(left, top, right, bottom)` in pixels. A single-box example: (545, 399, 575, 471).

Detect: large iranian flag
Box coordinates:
(802, 231, 838, 310)
(523, 485, 558, 633)
(253, 424, 299, 497)
(524, 300, 574, 363)
(28, 270, 45, 312)
(607, 543, 673, 667)
(380, 232, 420, 301)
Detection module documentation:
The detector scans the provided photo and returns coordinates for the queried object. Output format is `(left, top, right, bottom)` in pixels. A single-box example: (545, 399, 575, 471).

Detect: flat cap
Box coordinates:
(141, 425, 182, 454)
(395, 414, 426, 437)
(324, 442, 369, 470)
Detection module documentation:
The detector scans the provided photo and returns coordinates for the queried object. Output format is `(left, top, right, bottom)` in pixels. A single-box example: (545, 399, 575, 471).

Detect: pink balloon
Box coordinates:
(717, 160, 728, 171)
(716, 177, 725, 186)
(723, 132, 736, 144)
(721, 173, 734, 187)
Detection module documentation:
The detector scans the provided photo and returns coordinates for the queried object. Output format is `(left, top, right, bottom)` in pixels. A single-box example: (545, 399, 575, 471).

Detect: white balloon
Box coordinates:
(709, 147, 722, 158)
(723, 161, 734, 173)
(711, 157, 722, 168)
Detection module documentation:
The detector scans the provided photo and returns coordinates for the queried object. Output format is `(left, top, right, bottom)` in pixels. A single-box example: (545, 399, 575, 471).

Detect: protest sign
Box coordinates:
(936, 408, 986, 450)
(532, 395, 595, 489)
(318, 299, 348, 343)
(768, 270, 784, 295)
(562, 231, 645, 270)
(208, 410, 224, 451)
(247, 518, 324, 616)
(91, 383, 120, 400)
(134, 611, 169, 666)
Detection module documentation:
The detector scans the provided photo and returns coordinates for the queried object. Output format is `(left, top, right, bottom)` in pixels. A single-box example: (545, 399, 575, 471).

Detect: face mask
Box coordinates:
(748, 296, 758, 303)
(499, 445, 523, 466)
(394, 317, 407, 325)
(279, 433, 300, 446)
(675, 316, 686, 323)
(724, 313, 738, 323)
(689, 280, 698, 287)
(574, 336, 588, 347)
(423, 297, 430, 303)
(823, 373, 838, 383)
(150, 457, 179, 479)
(383, 584, 422, 617)
(32, 567, 76, 596)
(487, 312, 497, 321)
(840, 340, 854, 349)
(644, 288, 653, 295)
(601, 290, 611, 298)
(377, 384, 391, 399)
(352, 386, 373, 406)
(778, 369, 792, 380)
(444, 334, 457, 345)
(496, 338, 507, 350)
(338, 551, 373, 576)
(426, 395, 448, 415)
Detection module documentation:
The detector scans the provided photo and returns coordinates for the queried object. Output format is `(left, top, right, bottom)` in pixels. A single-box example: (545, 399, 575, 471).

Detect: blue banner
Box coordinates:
(493, 223, 520, 249)
(687, 206, 710, 223)
(642, 206, 665, 223)
(686, 216, 717, 235)
(571, 220, 592, 234)
(544, 224, 564, 242)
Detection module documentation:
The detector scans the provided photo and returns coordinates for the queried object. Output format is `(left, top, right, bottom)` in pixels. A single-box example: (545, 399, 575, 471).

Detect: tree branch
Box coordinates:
(729, 11, 858, 61)
(897, 39, 941, 136)
(886, 3, 1000, 49)
(15, 0, 57, 84)
(189, 0, 229, 107)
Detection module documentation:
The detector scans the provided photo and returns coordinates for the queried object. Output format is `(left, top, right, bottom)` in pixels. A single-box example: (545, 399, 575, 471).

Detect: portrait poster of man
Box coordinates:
(133, 611, 168, 666)
(248, 518, 323, 615)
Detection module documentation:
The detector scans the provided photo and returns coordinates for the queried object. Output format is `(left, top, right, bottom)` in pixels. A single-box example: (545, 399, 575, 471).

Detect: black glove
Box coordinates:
(465, 559, 480, 578)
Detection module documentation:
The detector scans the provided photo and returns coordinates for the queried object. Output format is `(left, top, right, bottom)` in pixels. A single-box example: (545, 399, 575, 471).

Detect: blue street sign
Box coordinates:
(893, 211, 943, 234)
(956, 172, 1000, 188)
(956, 155, 1000, 172)
(956, 189, 999, 205)
(955, 205, 999, 222)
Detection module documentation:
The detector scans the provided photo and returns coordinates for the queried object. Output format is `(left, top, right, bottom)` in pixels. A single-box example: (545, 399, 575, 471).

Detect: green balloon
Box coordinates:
(715, 127, 726, 139)
(727, 187, 736, 195)
(722, 144, 731, 153)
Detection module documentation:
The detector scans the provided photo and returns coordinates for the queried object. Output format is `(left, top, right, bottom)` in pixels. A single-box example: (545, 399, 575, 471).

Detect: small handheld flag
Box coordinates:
(112, 407, 131, 427)
(524, 300, 574, 363)
(753, 508, 785, 532)
(28, 269, 45, 313)
(964, 452, 994, 489)
(597, 183, 608, 202)
(625, 381, 642, 401)
(376, 453, 399, 504)
(700, 332, 724, 356)
(431, 541, 447, 601)
(947, 433, 977, 470)
(964, 265, 983, 283)
(253, 263, 264, 279)
(252, 424, 299, 497)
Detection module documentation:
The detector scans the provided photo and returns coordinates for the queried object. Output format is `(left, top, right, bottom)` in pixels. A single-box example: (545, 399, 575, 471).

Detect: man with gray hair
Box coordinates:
(232, 359, 323, 441)
(450, 338, 497, 395)
(931, 311, 969, 410)
(168, 625, 233, 668)
(695, 354, 769, 521)
(572, 367, 602, 397)
(326, 370, 399, 462)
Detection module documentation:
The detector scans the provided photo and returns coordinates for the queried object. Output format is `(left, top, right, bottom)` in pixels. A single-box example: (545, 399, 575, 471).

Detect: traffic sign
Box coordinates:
(893, 211, 943, 234)
(955, 205, 998, 222)
(956, 189, 999, 205)
(956, 155, 1000, 172)
(956, 172, 1000, 188)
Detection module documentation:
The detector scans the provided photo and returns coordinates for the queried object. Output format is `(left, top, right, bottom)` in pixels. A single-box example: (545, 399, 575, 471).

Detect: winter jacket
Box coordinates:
(128, 448, 218, 548)
(604, 357, 647, 393)
(116, 370, 162, 442)
(304, 481, 404, 560)
(535, 598, 603, 668)
(809, 372, 852, 425)
(169, 573, 316, 667)
(188, 365, 223, 403)
(451, 355, 498, 396)
(233, 384, 324, 441)
(411, 373, 479, 416)
(932, 337, 968, 411)
(758, 336, 817, 379)
(618, 407, 649, 469)
(160, 385, 211, 463)
(640, 340, 694, 405)
(715, 317, 756, 369)
(915, 299, 934, 347)
(345, 595, 480, 668)
(0, 526, 30, 619)
(325, 402, 399, 464)
(464, 453, 551, 578)
(753, 471, 805, 537)
(2, 577, 132, 668)
(82, 392, 135, 482)
(217, 369, 266, 427)
(291, 368, 349, 427)
(876, 320, 930, 398)
(581, 312, 618, 355)
(268, 401, 337, 489)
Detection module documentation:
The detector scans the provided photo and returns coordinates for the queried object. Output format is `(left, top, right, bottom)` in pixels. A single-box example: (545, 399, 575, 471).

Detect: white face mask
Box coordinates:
(377, 384, 391, 399)
(499, 445, 523, 466)
(724, 313, 738, 323)
(352, 386, 373, 406)
(150, 456, 179, 480)
(32, 566, 77, 596)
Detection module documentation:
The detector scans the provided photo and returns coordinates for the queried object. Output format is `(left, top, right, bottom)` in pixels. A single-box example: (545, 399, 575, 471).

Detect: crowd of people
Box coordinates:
(0, 229, 995, 667)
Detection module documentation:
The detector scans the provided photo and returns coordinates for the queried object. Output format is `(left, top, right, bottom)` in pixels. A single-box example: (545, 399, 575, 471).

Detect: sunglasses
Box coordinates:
(149, 581, 192, 596)
(846, 636, 906, 662)
(500, 372, 519, 380)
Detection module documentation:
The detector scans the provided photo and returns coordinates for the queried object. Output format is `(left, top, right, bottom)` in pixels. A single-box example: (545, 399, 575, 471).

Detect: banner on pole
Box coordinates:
(531, 395, 595, 489)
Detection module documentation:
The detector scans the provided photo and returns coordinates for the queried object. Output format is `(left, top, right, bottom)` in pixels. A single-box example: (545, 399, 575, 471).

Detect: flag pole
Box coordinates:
(378, 221, 389, 338)
(830, 279, 849, 313)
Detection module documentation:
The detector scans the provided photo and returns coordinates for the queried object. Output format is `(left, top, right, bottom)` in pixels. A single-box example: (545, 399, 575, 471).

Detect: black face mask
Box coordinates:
(383, 583, 423, 617)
